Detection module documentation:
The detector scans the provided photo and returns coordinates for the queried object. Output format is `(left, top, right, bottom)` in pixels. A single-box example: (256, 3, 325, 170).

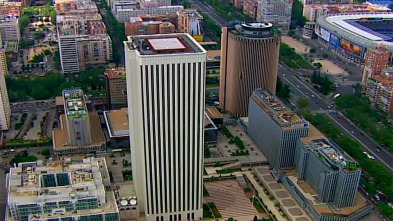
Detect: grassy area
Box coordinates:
(5, 138, 52, 148)
(336, 94, 393, 149)
(221, 125, 234, 138)
(122, 170, 133, 181)
(203, 185, 210, 197)
(280, 43, 312, 69)
(203, 202, 222, 219)
(216, 169, 235, 174)
(9, 150, 38, 166)
(301, 111, 393, 200)
(250, 197, 265, 213)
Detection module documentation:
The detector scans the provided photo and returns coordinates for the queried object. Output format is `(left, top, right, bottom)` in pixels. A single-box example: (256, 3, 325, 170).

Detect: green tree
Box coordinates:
(297, 98, 309, 109)
(322, 53, 329, 59)
(310, 48, 316, 53)
(182, 0, 192, 8)
(313, 62, 322, 69)
(20, 15, 30, 33)
(276, 77, 291, 98)
(291, 0, 307, 28)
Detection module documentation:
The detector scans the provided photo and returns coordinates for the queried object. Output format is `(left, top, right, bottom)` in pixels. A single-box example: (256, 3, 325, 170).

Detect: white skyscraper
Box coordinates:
(124, 33, 206, 221)
(0, 48, 10, 130)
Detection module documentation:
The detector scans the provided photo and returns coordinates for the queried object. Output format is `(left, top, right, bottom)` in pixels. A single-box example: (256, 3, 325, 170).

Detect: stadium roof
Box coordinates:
(317, 12, 393, 51)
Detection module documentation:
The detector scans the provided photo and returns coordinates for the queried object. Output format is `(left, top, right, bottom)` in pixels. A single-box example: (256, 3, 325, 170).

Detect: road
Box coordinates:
(188, 0, 227, 27)
(278, 65, 393, 172)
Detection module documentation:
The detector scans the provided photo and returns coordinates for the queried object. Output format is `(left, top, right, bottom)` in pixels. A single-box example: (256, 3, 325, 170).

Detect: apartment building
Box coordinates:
(0, 48, 10, 130)
(243, 0, 258, 20)
(55, 0, 99, 16)
(177, 9, 203, 41)
(256, 0, 293, 32)
(361, 47, 392, 86)
(57, 15, 113, 73)
(111, 0, 183, 23)
(6, 157, 119, 221)
(125, 19, 175, 36)
(365, 69, 393, 112)
(248, 89, 310, 169)
(52, 89, 106, 155)
(104, 68, 127, 109)
(0, 18, 20, 44)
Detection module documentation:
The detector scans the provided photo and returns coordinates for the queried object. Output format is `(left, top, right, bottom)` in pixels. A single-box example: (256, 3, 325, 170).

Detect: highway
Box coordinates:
(188, 0, 227, 27)
(279, 65, 393, 172)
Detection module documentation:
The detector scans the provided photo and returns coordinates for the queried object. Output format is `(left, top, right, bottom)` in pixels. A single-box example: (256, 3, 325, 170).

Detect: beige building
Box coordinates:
(220, 23, 280, 117)
(0, 18, 20, 44)
(0, 48, 10, 130)
(104, 68, 127, 109)
(177, 9, 204, 41)
(76, 35, 113, 66)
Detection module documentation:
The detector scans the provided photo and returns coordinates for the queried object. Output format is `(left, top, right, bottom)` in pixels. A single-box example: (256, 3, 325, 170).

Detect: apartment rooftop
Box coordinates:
(252, 89, 307, 129)
(179, 9, 203, 18)
(0, 17, 18, 25)
(126, 33, 205, 55)
(307, 138, 359, 171)
(105, 68, 126, 79)
(63, 89, 88, 119)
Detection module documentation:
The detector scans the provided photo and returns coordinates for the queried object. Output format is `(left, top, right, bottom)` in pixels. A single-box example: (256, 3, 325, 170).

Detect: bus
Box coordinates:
(333, 93, 341, 99)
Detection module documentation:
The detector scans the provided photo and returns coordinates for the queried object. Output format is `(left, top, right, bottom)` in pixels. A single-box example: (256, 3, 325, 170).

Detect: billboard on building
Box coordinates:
(315, 25, 330, 42)
(338, 38, 364, 57)
(193, 35, 204, 42)
(329, 34, 339, 46)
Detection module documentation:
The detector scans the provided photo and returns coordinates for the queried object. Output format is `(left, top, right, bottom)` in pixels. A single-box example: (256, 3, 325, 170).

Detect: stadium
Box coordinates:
(315, 12, 393, 65)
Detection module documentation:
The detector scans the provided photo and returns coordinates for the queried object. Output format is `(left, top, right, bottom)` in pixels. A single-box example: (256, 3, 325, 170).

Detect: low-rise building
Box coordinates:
(248, 89, 310, 169)
(6, 157, 119, 221)
(104, 68, 127, 109)
(124, 20, 175, 36)
(55, 0, 99, 16)
(256, 0, 292, 32)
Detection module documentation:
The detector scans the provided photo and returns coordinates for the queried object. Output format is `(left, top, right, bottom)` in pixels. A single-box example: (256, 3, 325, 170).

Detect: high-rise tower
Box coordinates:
(124, 33, 206, 221)
(220, 22, 280, 117)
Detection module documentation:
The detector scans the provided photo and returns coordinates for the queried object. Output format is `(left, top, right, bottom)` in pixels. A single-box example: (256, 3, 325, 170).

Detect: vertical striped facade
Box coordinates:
(125, 34, 206, 221)
(220, 23, 280, 117)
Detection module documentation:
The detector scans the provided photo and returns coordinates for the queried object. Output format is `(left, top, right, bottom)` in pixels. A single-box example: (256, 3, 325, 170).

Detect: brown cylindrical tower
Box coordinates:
(219, 22, 281, 117)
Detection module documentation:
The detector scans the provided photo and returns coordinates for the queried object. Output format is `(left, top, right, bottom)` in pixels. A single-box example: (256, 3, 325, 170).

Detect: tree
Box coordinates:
(313, 62, 323, 69)
(20, 15, 29, 33)
(310, 48, 316, 53)
(322, 53, 329, 59)
(291, 0, 307, 28)
(276, 77, 291, 98)
(182, 0, 192, 8)
(287, 30, 295, 37)
(41, 148, 51, 157)
(297, 98, 310, 109)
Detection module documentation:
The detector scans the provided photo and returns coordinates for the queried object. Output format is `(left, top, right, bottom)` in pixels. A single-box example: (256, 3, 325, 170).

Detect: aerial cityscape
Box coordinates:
(1, 0, 393, 220)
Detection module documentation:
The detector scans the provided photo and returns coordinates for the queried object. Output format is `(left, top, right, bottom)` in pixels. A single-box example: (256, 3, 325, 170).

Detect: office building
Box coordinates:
(243, 0, 258, 20)
(295, 137, 361, 207)
(361, 47, 392, 86)
(256, 0, 292, 32)
(6, 157, 119, 221)
(220, 22, 280, 116)
(104, 68, 127, 109)
(0, 48, 10, 130)
(124, 33, 206, 221)
(248, 89, 310, 168)
(52, 89, 106, 155)
(0, 18, 20, 44)
(365, 68, 393, 112)
(177, 9, 204, 41)
(55, 0, 99, 16)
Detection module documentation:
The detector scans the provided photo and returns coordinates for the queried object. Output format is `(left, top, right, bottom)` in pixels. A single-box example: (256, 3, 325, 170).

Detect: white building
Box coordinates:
(0, 48, 10, 130)
(6, 157, 119, 221)
(256, 0, 292, 32)
(124, 33, 206, 221)
(0, 18, 20, 44)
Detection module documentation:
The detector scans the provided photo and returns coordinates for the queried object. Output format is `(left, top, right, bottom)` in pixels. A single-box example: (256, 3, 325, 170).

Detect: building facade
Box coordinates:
(0, 18, 20, 44)
(219, 22, 280, 116)
(177, 9, 203, 41)
(248, 89, 310, 168)
(6, 157, 119, 221)
(104, 68, 127, 109)
(361, 47, 392, 86)
(365, 70, 393, 112)
(0, 48, 10, 130)
(125, 20, 175, 36)
(256, 0, 292, 32)
(295, 138, 362, 208)
(124, 33, 206, 221)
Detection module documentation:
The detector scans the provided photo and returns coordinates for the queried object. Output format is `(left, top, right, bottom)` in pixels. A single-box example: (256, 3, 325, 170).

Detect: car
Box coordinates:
(311, 94, 315, 98)
(315, 101, 319, 104)
(376, 149, 380, 152)
(296, 85, 300, 88)
(351, 131, 354, 134)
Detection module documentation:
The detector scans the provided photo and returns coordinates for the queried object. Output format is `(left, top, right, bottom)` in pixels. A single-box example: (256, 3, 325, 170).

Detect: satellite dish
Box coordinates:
(130, 199, 137, 205)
